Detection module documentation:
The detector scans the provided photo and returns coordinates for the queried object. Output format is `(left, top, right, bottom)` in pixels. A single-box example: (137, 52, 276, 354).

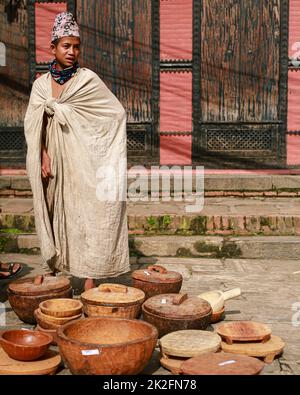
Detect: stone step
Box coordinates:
(1, 232, 300, 260)
(2, 174, 300, 198)
(1, 197, 300, 236)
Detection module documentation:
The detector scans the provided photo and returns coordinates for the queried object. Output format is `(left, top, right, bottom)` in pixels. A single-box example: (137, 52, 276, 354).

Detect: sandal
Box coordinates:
(0, 262, 23, 280)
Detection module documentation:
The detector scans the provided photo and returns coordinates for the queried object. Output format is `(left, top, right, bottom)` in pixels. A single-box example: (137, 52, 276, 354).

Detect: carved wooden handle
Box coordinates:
(172, 293, 188, 305)
(98, 283, 128, 293)
(33, 275, 44, 285)
(148, 265, 167, 274)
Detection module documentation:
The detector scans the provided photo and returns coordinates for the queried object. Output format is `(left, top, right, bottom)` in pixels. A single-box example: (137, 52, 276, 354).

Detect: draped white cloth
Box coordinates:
(24, 68, 130, 279)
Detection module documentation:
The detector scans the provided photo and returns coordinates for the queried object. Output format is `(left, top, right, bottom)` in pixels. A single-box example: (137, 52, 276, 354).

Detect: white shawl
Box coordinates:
(24, 68, 130, 279)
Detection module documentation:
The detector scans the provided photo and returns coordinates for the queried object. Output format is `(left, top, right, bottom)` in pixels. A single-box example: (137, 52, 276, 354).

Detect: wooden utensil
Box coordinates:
(0, 346, 61, 375)
(180, 352, 264, 375)
(159, 330, 221, 358)
(217, 321, 272, 344)
(221, 335, 285, 363)
(198, 288, 241, 312)
(210, 306, 225, 323)
(132, 265, 183, 299)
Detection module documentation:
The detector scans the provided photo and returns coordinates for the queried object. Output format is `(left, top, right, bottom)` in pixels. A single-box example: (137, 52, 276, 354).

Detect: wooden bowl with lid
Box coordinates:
(81, 283, 145, 319)
(56, 317, 158, 375)
(7, 275, 73, 324)
(142, 293, 212, 337)
(132, 265, 182, 299)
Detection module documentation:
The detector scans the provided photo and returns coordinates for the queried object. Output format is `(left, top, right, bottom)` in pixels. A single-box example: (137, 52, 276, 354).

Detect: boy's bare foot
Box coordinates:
(84, 278, 95, 291)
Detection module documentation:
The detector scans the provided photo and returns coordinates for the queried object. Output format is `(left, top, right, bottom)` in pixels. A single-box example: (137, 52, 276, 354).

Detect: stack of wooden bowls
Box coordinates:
(217, 321, 285, 364)
(34, 298, 83, 344)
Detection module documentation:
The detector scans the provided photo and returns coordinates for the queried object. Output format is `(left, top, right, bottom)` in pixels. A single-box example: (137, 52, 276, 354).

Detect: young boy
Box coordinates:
(24, 12, 130, 291)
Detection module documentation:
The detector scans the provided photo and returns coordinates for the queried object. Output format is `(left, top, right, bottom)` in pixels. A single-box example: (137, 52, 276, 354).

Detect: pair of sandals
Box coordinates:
(0, 262, 23, 280)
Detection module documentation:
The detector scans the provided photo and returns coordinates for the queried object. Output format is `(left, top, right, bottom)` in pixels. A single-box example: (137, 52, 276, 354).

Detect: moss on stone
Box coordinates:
(194, 241, 220, 256)
(220, 242, 242, 258)
(176, 247, 193, 257)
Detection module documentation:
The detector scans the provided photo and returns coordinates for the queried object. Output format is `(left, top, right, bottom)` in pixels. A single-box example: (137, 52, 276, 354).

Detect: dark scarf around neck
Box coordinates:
(48, 59, 80, 85)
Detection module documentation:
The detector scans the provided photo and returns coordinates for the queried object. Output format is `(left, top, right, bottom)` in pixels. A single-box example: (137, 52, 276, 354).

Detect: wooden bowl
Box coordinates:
(0, 330, 52, 361)
(35, 325, 58, 346)
(36, 308, 82, 326)
(34, 309, 82, 330)
(34, 309, 61, 330)
(57, 317, 158, 375)
(39, 299, 83, 318)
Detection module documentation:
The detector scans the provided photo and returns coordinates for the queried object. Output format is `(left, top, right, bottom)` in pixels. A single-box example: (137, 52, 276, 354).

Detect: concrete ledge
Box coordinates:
(2, 233, 300, 260)
(3, 174, 300, 194)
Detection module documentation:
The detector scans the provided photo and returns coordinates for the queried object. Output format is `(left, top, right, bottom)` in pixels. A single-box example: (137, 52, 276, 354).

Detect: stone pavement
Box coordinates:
(0, 253, 299, 375)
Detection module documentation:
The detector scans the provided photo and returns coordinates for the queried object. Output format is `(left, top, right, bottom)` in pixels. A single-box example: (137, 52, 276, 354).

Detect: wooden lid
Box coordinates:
(217, 321, 272, 343)
(180, 352, 265, 375)
(81, 283, 145, 306)
(143, 293, 212, 319)
(160, 330, 221, 358)
(0, 346, 61, 375)
(8, 275, 71, 296)
(132, 265, 182, 284)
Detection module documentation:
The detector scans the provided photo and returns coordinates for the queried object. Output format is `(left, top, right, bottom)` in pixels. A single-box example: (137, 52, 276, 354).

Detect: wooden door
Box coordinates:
(192, 0, 289, 168)
(77, 0, 159, 164)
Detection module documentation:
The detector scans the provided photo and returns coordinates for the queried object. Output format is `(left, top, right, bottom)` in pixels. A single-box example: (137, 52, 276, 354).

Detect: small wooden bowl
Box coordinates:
(0, 329, 52, 361)
(39, 299, 83, 318)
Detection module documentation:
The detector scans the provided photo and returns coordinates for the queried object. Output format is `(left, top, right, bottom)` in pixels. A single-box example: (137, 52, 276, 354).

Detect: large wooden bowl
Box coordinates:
(39, 299, 83, 318)
(0, 330, 52, 361)
(56, 317, 158, 375)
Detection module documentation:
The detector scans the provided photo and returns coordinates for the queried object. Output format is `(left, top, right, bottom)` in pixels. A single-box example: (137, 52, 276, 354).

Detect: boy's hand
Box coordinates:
(41, 147, 53, 179)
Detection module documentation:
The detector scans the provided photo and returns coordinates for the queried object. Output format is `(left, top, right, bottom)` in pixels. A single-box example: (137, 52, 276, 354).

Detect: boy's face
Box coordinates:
(51, 36, 81, 69)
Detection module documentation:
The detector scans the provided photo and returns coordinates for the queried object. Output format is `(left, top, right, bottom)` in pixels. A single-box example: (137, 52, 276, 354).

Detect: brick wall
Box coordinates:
(288, 0, 300, 165)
